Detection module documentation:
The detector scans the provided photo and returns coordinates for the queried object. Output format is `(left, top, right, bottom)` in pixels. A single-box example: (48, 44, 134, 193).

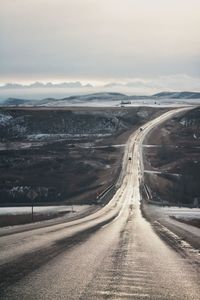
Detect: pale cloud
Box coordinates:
(0, 0, 200, 90)
(102, 74, 200, 94)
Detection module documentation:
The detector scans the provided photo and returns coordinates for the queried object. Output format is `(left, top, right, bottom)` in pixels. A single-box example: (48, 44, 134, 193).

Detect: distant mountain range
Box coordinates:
(0, 91, 200, 107)
(0, 81, 148, 89)
(0, 81, 93, 89)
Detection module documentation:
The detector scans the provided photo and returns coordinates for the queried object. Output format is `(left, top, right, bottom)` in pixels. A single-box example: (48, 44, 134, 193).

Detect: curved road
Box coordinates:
(0, 107, 199, 300)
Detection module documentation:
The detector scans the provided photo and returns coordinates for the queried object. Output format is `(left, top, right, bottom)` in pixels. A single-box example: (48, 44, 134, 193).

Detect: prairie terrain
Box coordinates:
(0, 106, 166, 208)
(143, 107, 200, 207)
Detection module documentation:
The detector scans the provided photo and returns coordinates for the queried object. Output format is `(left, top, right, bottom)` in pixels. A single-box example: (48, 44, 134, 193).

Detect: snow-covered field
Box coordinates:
(33, 99, 200, 107)
(163, 207, 200, 219)
(0, 205, 91, 216)
(26, 133, 111, 141)
(148, 205, 200, 220)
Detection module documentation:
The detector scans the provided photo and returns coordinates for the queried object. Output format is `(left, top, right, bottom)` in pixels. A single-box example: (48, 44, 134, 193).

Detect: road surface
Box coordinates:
(0, 107, 199, 300)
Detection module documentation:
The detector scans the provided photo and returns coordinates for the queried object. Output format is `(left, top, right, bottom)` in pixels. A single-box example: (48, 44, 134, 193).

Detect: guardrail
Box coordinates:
(144, 184, 152, 201)
(96, 165, 122, 205)
(142, 183, 168, 206)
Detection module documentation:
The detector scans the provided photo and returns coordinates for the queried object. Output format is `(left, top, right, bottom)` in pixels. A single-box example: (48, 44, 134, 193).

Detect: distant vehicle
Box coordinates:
(140, 127, 143, 131)
(128, 157, 132, 161)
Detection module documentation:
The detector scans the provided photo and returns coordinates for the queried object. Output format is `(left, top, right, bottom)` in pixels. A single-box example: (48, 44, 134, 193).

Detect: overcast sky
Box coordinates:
(0, 0, 200, 90)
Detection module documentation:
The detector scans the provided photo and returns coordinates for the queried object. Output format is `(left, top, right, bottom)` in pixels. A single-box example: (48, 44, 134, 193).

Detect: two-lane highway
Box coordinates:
(0, 107, 199, 300)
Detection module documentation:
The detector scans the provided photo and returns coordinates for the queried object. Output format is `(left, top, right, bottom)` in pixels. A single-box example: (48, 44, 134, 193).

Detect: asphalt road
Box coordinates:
(0, 107, 199, 300)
